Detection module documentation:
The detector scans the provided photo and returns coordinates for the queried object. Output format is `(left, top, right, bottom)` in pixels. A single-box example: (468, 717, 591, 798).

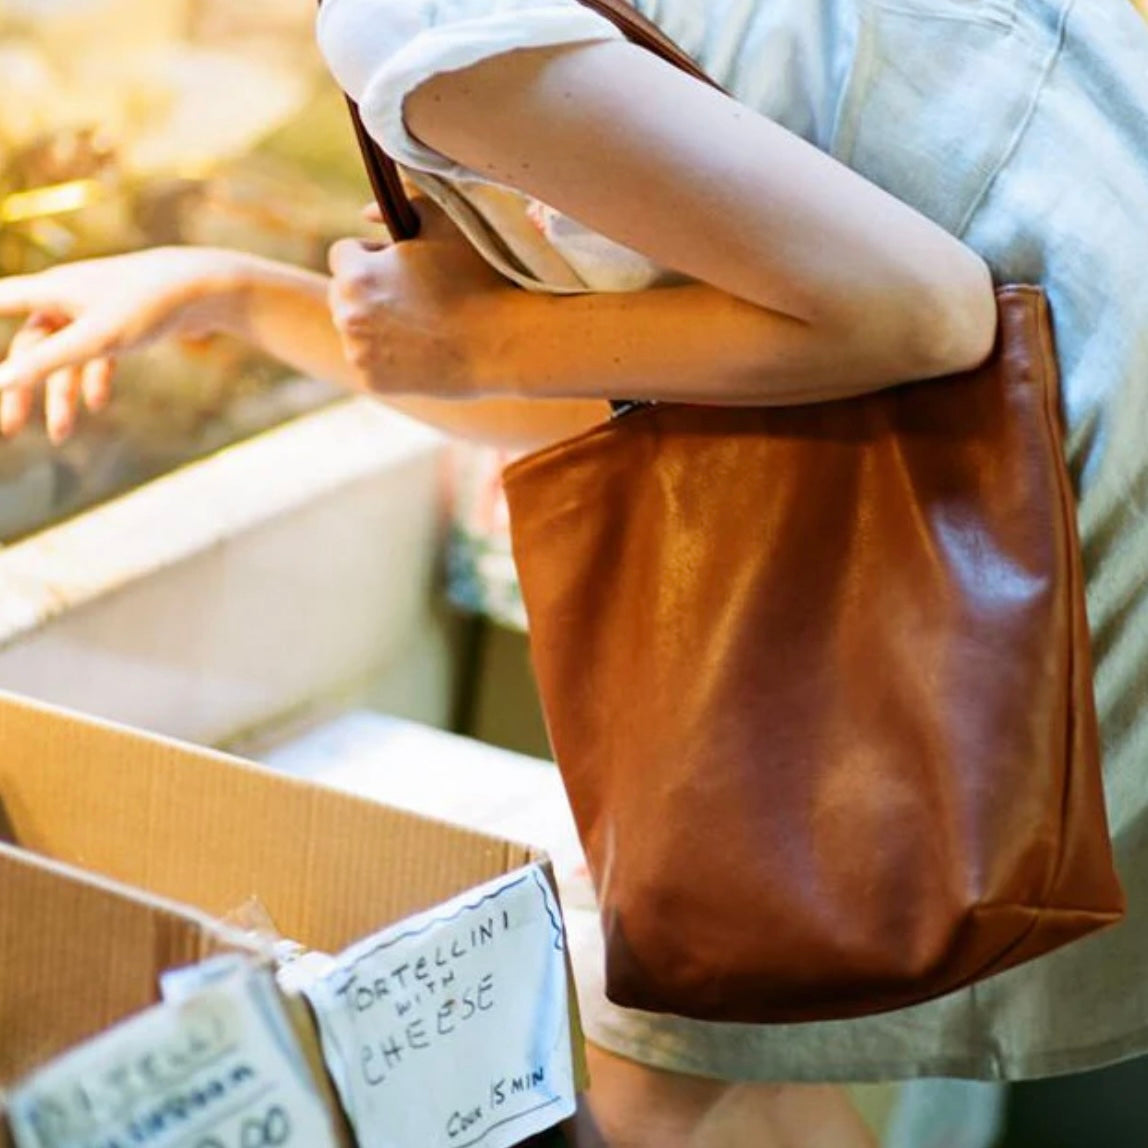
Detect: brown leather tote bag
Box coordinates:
(334, 0, 1125, 1023)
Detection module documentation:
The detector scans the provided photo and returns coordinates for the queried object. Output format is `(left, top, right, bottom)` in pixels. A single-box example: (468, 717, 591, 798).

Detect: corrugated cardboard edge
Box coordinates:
(0, 688, 590, 1096)
(0, 857, 587, 1148)
(1, 688, 567, 955)
(0, 688, 589, 1135)
(0, 846, 282, 1146)
(0, 850, 355, 1148)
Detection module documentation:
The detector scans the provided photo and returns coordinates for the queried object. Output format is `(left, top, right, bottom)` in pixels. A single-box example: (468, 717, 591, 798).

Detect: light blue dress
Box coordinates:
(319, 0, 1148, 1103)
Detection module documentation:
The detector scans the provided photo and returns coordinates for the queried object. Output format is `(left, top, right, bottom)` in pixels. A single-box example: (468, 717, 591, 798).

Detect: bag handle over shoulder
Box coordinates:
(321, 0, 720, 241)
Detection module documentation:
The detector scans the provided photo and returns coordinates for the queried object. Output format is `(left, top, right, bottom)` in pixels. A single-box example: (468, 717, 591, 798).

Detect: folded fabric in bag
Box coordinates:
(329, 0, 1125, 1023)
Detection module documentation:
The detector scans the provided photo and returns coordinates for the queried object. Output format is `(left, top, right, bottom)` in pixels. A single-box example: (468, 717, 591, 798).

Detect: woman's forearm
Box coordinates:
(221, 257, 358, 389)
(464, 277, 985, 406)
(221, 256, 608, 448)
(234, 248, 983, 417)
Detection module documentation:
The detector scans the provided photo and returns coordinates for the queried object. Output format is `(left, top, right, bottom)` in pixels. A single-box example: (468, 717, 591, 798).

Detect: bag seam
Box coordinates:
(1031, 286, 1090, 915)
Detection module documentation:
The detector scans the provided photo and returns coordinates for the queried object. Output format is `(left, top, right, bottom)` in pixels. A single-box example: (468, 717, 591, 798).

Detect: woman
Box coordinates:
(0, 2, 1146, 1145)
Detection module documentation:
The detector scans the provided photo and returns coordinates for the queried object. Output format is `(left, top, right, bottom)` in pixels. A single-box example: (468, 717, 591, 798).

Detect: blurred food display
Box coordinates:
(0, 0, 371, 542)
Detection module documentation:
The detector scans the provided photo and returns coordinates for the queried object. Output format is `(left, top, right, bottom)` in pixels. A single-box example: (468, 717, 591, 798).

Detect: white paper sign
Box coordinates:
(301, 864, 575, 1148)
(6, 960, 340, 1148)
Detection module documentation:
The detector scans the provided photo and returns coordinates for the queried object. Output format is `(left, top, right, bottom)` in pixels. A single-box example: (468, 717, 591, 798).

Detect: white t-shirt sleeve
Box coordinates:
(317, 0, 624, 182)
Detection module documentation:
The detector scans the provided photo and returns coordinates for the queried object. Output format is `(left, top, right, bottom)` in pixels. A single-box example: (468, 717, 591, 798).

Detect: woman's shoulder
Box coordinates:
(317, 0, 625, 103)
(316, 0, 846, 126)
(317, 0, 420, 101)
(317, 0, 626, 178)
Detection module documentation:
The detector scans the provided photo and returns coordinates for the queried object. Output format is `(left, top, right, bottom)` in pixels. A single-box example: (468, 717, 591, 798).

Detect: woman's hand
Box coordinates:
(327, 199, 511, 397)
(0, 246, 256, 442)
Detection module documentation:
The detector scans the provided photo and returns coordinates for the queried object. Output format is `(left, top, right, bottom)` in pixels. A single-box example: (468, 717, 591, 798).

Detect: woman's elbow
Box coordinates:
(905, 252, 999, 380)
(816, 251, 998, 392)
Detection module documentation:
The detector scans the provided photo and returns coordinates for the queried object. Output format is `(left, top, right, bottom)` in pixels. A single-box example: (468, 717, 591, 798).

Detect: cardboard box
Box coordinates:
(0, 690, 584, 1144)
(0, 851, 352, 1148)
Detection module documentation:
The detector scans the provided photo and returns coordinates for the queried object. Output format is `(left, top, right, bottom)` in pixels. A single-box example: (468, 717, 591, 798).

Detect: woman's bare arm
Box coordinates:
(0, 248, 607, 448)
(0, 39, 1000, 437)
(398, 41, 996, 401)
(228, 259, 609, 445)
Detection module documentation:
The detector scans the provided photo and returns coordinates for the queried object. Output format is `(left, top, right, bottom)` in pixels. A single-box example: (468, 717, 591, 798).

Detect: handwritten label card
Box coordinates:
(301, 865, 575, 1148)
(6, 960, 340, 1148)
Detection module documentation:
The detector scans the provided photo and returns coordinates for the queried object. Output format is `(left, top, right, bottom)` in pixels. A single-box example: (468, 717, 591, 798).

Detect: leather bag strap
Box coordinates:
(322, 0, 721, 240)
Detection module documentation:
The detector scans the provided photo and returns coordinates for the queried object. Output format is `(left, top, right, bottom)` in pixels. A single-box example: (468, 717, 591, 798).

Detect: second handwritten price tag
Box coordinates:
(301, 864, 576, 1148)
(6, 961, 341, 1148)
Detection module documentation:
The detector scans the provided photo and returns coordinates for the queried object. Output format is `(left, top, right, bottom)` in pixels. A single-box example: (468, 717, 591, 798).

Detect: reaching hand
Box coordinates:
(0, 247, 252, 442)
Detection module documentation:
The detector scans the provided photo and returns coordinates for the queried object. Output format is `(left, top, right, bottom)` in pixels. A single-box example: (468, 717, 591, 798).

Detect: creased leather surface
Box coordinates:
(503, 287, 1125, 1023)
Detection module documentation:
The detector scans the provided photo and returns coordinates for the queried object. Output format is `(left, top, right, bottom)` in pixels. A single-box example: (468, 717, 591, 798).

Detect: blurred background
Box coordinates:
(0, 0, 364, 541)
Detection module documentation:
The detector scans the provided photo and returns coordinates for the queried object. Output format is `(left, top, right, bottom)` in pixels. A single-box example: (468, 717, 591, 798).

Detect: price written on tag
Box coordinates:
(6, 962, 340, 1148)
(302, 864, 575, 1148)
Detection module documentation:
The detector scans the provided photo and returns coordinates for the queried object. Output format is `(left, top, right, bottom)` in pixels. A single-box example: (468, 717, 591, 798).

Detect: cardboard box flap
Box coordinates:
(0, 845, 266, 1084)
(0, 691, 541, 955)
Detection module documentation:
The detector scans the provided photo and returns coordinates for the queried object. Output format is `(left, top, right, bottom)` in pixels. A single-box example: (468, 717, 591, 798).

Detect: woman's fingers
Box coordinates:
(0, 311, 114, 440)
(1, 314, 55, 437)
(0, 315, 114, 391)
(81, 356, 115, 413)
(0, 386, 34, 438)
(327, 235, 378, 280)
(0, 271, 63, 318)
(45, 366, 83, 444)
(357, 196, 448, 239)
